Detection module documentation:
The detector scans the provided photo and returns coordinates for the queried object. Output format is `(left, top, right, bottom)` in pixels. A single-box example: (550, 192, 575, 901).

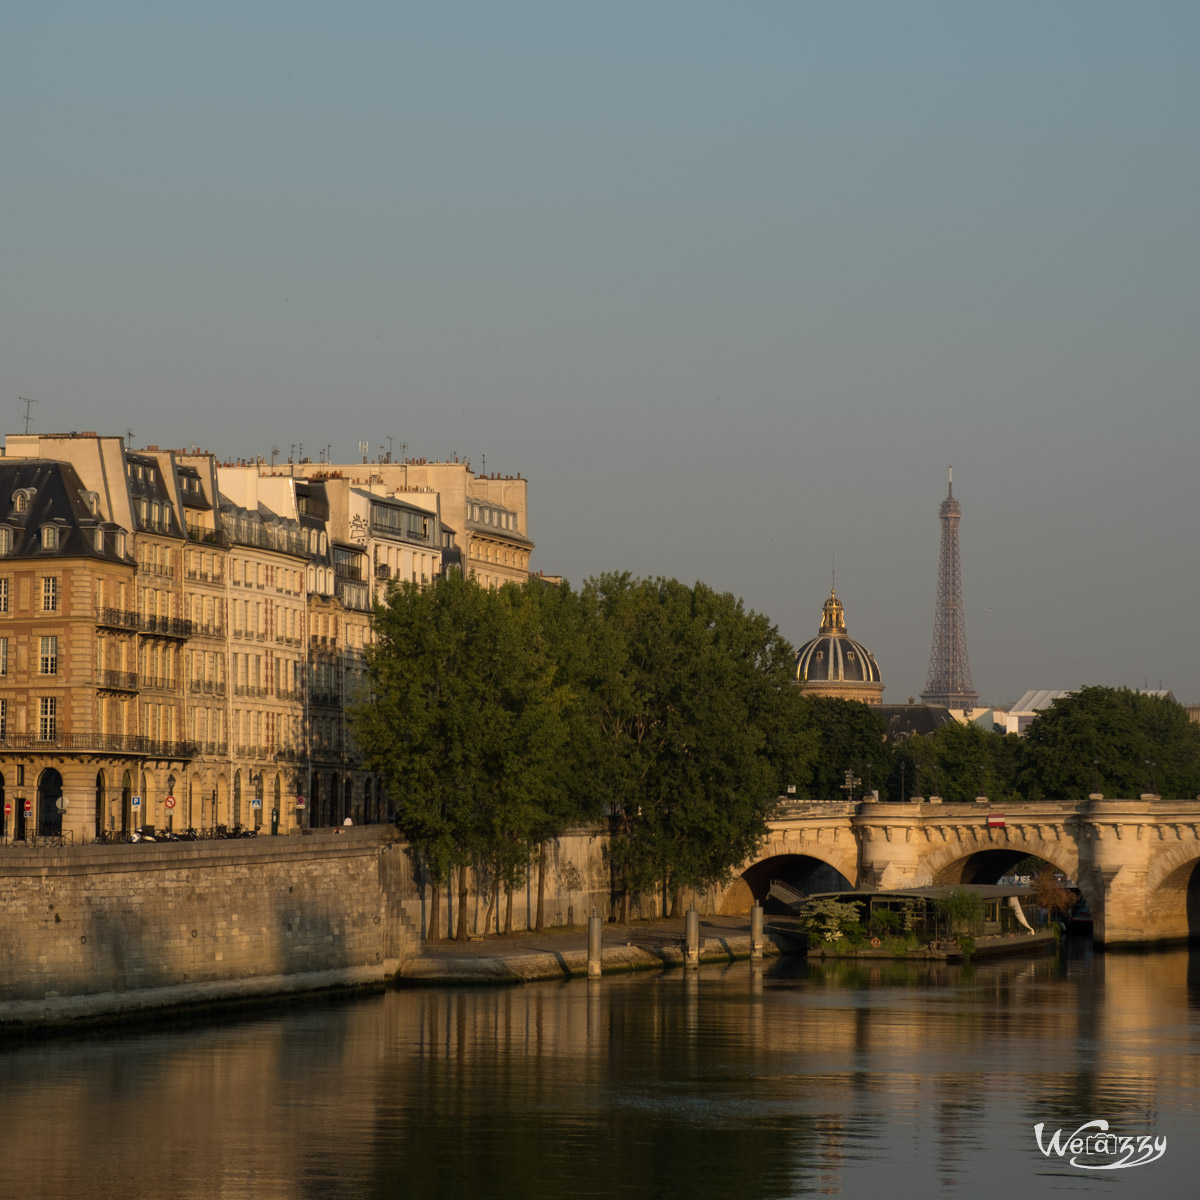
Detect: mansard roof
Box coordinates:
(0, 459, 131, 563)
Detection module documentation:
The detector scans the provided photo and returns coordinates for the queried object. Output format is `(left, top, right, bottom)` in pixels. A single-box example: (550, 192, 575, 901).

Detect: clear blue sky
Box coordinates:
(4, 3, 1198, 704)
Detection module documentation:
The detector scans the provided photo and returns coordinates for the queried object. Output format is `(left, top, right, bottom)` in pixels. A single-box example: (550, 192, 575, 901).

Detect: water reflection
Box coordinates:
(2, 945, 1198, 1199)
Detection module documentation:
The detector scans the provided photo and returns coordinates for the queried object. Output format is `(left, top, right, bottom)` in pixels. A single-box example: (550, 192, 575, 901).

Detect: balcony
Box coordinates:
(139, 614, 194, 638)
(233, 684, 270, 698)
(138, 676, 176, 692)
(97, 669, 138, 690)
(309, 691, 341, 708)
(189, 679, 227, 697)
(0, 732, 196, 756)
(97, 608, 139, 631)
(138, 562, 176, 578)
(374, 563, 390, 580)
(187, 526, 232, 548)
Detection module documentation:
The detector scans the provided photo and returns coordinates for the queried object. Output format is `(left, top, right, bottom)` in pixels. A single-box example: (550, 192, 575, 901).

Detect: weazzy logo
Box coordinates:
(1034, 1120, 1166, 1170)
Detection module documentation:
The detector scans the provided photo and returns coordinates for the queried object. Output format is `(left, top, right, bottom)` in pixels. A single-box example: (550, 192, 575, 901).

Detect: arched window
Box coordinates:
(0, 526, 11, 554)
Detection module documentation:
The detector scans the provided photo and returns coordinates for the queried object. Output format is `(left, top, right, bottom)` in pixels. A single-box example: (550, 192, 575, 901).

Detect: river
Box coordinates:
(1, 943, 1196, 1199)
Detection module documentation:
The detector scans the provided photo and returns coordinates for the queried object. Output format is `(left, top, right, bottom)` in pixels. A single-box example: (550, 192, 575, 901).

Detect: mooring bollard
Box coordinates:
(685, 907, 700, 968)
(587, 911, 602, 978)
(751, 902, 763, 961)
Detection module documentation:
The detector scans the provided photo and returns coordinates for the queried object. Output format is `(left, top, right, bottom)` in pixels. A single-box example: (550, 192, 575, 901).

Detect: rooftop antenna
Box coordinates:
(126, 428, 135, 449)
(270, 445, 279, 468)
(948, 464, 953, 496)
(481, 453, 486, 475)
(18, 397, 38, 435)
(387, 436, 393, 462)
(358, 441, 369, 461)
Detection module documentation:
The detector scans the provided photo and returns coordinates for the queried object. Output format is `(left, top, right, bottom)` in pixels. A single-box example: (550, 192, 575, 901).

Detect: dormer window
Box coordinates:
(0, 527, 10, 555)
(41, 524, 59, 551)
(12, 489, 34, 514)
(93, 527, 105, 554)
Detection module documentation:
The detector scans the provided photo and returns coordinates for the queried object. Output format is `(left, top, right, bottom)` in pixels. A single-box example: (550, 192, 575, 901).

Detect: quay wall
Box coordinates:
(0, 825, 628, 1026)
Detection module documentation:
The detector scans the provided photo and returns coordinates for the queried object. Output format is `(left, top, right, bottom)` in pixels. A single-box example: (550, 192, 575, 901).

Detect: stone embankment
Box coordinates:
(0, 827, 417, 1028)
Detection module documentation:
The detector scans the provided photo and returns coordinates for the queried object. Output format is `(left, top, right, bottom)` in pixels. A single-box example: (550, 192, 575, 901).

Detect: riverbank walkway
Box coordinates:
(399, 914, 798, 984)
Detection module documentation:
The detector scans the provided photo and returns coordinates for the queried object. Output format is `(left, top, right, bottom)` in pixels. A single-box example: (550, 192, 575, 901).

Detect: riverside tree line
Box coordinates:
(352, 573, 1200, 939)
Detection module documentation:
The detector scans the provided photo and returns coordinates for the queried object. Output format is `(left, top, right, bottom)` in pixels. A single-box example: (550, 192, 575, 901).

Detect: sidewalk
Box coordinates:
(397, 914, 800, 985)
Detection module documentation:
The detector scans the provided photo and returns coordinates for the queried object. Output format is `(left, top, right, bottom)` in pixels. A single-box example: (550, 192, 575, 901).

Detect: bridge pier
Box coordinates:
(854, 805, 930, 890)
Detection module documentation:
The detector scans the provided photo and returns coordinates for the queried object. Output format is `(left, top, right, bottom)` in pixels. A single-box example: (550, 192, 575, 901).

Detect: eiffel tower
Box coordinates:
(920, 469, 979, 710)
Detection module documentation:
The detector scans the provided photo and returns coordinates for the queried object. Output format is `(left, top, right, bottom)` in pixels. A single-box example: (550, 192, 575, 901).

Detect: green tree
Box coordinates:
(886, 720, 1021, 804)
(795, 696, 890, 800)
(1021, 686, 1200, 800)
(504, 579, 606, 931)
(582, 574, 795, 918)
(354, 573, 569, 940)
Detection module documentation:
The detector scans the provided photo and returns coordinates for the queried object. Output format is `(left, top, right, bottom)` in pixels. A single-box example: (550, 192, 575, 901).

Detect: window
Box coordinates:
(42, 577, 58, 611)
(0, 697, 6, 738)
(0, 527, 10, 554)
(40, 636, 57, 675)
(0, 637, 7, 675)
(42, 524, 59, 550)
(93, 527, 105, 553)
(39, 697, 57, 740)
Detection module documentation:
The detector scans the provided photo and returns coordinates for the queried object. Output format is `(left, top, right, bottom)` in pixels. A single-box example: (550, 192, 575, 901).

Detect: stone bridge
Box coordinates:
(716, 796, 1200, 946)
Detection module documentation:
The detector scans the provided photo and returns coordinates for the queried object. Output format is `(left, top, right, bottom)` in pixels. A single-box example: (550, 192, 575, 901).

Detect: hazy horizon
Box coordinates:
(5, 3, 1198, 704)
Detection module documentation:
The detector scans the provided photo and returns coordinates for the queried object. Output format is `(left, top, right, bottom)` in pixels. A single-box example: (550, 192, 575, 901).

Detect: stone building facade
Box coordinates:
(0, 434, 536, 844)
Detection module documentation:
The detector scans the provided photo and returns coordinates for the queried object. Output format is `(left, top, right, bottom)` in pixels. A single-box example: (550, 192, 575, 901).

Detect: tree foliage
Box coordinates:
(889, 720, 1023, 804)
(1021, 686, 1200, 800)
(792, 696, 889, 799)
(352, 573, 571, 938)
(582, 574, 796, 914)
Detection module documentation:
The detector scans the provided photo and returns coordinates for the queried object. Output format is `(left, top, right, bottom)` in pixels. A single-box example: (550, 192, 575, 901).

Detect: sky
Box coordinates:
(3, 3, 1198, 705)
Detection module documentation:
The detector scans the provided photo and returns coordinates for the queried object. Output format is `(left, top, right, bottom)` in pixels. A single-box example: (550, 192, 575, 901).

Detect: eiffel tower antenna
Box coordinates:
(921, 468, 978, 710)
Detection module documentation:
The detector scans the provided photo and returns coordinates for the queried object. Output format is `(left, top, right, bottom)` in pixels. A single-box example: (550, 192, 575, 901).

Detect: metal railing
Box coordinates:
(0, 733, 197, 756)
(97, 607, 139, 630)
(97, 669, 138, 690)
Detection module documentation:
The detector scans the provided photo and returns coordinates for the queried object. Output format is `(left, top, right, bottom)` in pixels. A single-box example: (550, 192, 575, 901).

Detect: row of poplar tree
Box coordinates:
(352, 573, 1200, 939)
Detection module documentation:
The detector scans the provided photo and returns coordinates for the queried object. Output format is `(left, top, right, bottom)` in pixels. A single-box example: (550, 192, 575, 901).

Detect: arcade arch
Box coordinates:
(720, 853, 855, 916)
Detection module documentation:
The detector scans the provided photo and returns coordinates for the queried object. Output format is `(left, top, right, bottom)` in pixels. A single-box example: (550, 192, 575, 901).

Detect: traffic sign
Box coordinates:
(295, 796, 306, 808)
(165, 796, 176, 809)
(131, 795, 142, 809)
(24, 799, 32, 813)
(56, 796, 68, 812)
(251, 798, 262, 809)
(3, 802, 10, 816)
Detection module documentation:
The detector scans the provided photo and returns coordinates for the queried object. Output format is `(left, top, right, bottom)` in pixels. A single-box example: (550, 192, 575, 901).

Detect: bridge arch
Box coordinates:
(923, 838, 1096, 919)
(719, 852, 855, 915)
(1144, 846, 1200, 942)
